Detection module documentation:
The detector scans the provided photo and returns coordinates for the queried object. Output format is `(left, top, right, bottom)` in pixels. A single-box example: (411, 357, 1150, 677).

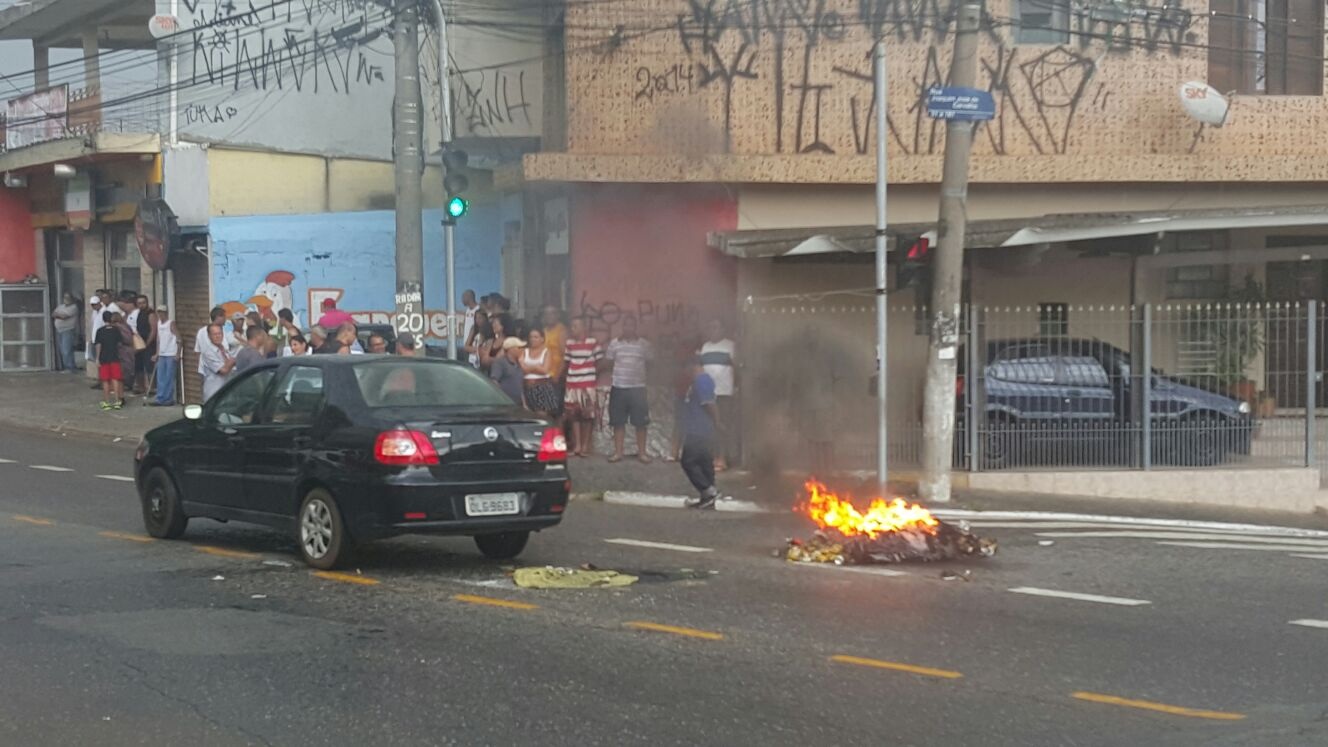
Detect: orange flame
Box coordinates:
(801, 480, 940, 538)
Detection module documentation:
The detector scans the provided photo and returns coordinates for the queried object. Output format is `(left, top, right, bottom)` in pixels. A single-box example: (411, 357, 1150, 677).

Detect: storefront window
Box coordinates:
(108, 227, 140, 294)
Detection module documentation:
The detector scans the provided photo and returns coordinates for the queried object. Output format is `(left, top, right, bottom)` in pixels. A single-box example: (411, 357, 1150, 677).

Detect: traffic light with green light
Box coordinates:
(442, 148, 469, 224)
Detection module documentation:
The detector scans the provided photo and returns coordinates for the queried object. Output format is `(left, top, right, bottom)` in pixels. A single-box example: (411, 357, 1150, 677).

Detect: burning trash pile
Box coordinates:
(785, 481, 996, 565)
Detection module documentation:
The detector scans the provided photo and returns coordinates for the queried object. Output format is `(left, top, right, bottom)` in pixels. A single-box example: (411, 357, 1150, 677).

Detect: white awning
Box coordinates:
(708, 205, 1328, 259)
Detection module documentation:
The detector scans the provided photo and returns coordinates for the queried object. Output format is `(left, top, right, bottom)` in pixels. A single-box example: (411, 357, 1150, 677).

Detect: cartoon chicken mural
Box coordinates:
(249, 270, 296, 322)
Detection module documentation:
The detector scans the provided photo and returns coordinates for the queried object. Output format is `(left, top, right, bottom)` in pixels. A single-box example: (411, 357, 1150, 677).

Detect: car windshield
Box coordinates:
(352, 360, 512, 408)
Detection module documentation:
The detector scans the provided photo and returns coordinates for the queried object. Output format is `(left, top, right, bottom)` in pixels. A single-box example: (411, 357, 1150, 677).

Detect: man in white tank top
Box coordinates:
(151, 306, 180, 406)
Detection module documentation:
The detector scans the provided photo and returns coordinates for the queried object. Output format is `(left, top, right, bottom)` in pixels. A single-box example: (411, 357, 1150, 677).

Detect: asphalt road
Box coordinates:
(1, 426, 1326, 746)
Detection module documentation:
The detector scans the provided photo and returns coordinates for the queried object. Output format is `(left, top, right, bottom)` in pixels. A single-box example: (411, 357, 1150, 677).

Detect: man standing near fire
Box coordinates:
(680, 356, 725, 510)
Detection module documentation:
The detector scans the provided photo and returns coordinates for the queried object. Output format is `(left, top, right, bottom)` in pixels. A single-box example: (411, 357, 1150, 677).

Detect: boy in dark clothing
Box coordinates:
(94, 311, 124, 411)
(680, 357, 725, 509)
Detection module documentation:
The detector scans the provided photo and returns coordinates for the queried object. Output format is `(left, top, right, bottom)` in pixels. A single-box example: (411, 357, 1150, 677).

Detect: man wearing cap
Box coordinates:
(316, 298, 354, 330)
(490, 337, 526, 406)
(85, 295, 106, 388)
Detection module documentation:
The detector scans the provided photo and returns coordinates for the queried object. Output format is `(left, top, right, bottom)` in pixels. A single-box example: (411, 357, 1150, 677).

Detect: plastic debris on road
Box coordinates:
(512, 566, 638, 589)
(210, 575, 225, 581)
(1038, 540, 1055, 547)
(262, 560, 293, 568)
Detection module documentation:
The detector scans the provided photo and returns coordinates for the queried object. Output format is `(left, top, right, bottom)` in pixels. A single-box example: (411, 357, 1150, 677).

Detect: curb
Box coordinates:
(602, 491, 770, 514)
(599, 491, 1328, 535)
(931, 509, 1328, 538)
(0, 419, 137, 447)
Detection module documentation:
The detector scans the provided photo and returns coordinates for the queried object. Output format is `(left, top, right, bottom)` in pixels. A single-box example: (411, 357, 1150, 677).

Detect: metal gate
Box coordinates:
(0, 284, 51, 371)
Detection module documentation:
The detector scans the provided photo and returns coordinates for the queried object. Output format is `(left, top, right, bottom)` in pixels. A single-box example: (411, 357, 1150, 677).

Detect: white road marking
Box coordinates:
(968, 521, 1175, 530)
(29, 465, 73, 472)
(790, 561, 908, 577)
(1289, 619, 1328, 630)
(932, 509, 1328, 538)
(1039, 531, 1328, 547)
(604, 538, 713, 553)
(95, 475, 135, 482)
(1008, 586, 1151, 607)
(1291, 553, 1328, 560)
(1156, 541, 1328, 553)
(0, 458, 15, 464)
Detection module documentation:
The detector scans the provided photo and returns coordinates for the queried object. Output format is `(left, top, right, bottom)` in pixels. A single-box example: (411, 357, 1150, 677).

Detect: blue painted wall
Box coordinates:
(211, 208, 501, 340)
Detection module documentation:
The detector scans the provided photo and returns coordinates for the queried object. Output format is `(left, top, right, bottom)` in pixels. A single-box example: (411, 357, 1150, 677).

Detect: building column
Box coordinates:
(82, 31, 100, 92)
(33, 45, 49, 89)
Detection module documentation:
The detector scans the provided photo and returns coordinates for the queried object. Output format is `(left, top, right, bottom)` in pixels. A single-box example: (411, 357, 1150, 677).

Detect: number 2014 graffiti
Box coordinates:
(635, 64, 696, 101)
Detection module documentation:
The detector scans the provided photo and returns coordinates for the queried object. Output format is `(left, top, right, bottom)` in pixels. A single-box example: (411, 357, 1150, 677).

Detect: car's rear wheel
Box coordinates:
(298, 488, 353, 570)
(140, 468, 187, 539)
(474, 531, 530, 560)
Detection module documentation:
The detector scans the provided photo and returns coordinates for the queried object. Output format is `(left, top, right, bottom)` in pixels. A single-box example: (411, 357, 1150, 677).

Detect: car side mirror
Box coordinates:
(183, 404, 203, 421)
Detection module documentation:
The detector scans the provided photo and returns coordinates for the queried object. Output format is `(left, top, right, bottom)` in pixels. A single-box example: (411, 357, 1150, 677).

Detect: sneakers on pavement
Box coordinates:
(686, 493, 718, 510)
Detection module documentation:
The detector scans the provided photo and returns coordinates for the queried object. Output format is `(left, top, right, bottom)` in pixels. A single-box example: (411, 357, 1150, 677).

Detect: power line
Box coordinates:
(3, 8, 395, 129)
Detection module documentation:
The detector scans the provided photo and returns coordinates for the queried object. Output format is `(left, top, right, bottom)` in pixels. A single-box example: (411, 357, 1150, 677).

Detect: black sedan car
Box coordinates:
(134, 356, 569, 568)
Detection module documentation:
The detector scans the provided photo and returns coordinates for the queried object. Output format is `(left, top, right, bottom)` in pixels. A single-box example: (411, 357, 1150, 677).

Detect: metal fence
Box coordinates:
(740, 300, 1328, 482)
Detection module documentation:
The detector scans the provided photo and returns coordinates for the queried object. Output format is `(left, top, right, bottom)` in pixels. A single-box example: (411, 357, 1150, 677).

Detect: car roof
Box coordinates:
(248, 354, 460, 370)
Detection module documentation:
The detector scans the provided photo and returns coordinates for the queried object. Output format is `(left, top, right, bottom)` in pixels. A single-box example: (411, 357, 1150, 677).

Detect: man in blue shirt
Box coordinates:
(680, 356, 724, 509)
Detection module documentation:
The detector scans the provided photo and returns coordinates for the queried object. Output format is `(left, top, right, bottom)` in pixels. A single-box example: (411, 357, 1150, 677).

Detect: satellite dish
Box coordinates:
(148, 15, 181, 40)
(1179, 81, 1230, 127)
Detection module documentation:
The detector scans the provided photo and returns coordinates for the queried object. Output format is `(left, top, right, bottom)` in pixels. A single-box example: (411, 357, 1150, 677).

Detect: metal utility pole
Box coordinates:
(919, 2, 982, 504)
(392, 0, 425, 342)
(429, 0, 457, 359)
(873, 40, 889, 499)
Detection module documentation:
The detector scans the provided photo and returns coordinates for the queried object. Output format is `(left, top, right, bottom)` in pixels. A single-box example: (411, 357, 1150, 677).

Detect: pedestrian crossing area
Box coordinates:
(931, 510, 1328, 560)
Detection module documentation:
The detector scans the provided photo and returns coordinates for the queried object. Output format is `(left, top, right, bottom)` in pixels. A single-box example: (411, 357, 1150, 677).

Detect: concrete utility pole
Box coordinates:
(873, 40, 889, 499)
(392, 0, 426, 342)
(919, 1, 982, 504)
(429, 0, 457, 360)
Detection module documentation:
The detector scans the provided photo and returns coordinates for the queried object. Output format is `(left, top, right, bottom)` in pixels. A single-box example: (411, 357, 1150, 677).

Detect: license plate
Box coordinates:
(465, 493, 521, 516)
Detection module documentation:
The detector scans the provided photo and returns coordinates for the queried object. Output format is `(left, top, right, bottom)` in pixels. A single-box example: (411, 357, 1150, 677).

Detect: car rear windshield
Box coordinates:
(353, 361, 513, 408)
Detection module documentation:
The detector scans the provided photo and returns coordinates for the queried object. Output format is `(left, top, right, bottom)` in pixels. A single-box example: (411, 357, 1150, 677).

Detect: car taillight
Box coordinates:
(538, 428, 568, 463)
(375, 430, 439, 466)
(955, 375, 965, 398)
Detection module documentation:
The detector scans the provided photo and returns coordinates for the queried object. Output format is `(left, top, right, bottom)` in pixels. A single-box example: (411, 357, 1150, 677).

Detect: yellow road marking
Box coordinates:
(1071, 691, 1246, 721)
(453, 594, 539, 611)
(13, 515, 54, 526)
(624, 621, 725, 641)
(831, 654, 964, 679)
(194, 545, 261, 560)
(312, 570, 380, 586)
(99, 530, 154, 543)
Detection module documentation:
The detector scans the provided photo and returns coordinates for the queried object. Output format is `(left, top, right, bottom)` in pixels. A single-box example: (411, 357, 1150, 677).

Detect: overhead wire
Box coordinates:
(7, 0, 1325, 132)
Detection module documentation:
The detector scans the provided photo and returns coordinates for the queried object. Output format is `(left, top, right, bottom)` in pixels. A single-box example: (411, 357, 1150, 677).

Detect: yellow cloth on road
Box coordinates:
(512, 567, 638, 589)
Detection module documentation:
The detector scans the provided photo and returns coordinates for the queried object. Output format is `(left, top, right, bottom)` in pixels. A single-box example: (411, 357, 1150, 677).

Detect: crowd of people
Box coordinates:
(191, 298, 425, 401)
(65, 289, 180, 411)
(66, 285, 740, 509)
(453, 291, 740, 507)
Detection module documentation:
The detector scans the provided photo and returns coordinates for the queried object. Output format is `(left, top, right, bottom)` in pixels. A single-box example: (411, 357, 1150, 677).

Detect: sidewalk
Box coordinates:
(0, 372, 176, 443)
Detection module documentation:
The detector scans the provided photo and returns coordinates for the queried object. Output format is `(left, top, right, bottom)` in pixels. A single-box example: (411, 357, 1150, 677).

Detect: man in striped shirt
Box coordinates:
(563, 316, 603, 457)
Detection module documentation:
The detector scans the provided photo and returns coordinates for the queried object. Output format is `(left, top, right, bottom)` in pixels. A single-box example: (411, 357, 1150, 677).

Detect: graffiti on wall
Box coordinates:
(214, 269, 461, 340)
(173, 0, 394, 157)
(610, 0, 1197, 156)
(577, 291, 704, 356)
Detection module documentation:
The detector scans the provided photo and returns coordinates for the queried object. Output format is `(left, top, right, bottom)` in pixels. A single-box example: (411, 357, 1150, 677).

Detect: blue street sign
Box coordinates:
(926, 86, 996, 122)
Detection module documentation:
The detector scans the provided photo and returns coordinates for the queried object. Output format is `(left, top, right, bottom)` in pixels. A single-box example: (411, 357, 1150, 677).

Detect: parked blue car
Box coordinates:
(959, 339, 1255, 469)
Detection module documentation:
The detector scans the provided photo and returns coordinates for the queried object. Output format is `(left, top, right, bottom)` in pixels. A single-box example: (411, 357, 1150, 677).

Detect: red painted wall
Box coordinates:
(0, 189, 34, 282)
(569, 184, 738, 357)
